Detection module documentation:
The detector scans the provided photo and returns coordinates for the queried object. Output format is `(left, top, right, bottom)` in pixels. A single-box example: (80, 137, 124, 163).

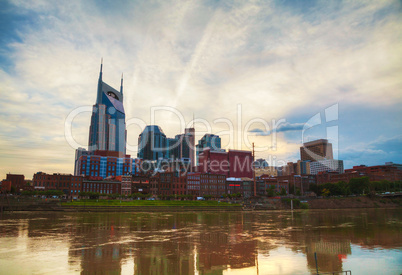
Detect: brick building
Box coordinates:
(199, 173, 226, 197)
(149, 172, 187, 197)
(345, 164, 402, 182)
(82, 179, 120, 195)
(32, 172, 83, 197)
(6, 174, 26, 193)
(116, 175, 132, 196)
(172, 175, 187, 196)
(198, 149, 253, 178)
(187, 173, 201, 197)
(132, 175, 151, 194)
(276, 174, 313, 195)
(1, 180, 12, 192)
(226, 178, 243, 195)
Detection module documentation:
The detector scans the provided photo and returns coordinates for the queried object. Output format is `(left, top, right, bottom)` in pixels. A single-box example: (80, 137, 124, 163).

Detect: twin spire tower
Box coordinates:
(88, 60, 127, 156)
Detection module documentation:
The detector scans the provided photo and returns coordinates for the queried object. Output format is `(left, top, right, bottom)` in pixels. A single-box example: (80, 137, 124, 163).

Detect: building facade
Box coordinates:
(82, 179, 120, 195)
(187, 173, 201, 197)
(309, 159, 344, 175)
(300, 139, 333, 162)
(196, 134, 222, 165)
(199, 173, 226, 197)
(32, 172, 83, 197)
(75, 150, 133, 178)
(116, 175, 132, 196)
(6, 174, 26, 192)
(198, 149, 253, 178)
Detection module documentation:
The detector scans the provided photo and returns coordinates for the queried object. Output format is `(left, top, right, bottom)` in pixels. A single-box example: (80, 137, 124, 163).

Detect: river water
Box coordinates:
(0, 209, 401, 275)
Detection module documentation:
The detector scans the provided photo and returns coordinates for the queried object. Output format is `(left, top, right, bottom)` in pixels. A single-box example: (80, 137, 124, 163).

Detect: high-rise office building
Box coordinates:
(195, 134, 222, 165)
(300, 139, 333, 162)
(88, 61, 126, 156)
(137, 126, 195, 165)
(74, 62, 130, 178)
(137, 125, 167, 161)
(175, 127, 195, 164)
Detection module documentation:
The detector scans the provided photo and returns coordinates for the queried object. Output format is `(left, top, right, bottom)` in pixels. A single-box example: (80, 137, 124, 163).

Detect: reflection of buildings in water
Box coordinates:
(305, 239, 351, 273)
(133, 242, 195, 275)
(199, 231, 229, 273)
(198, 226, 257, 273)
(70, 243, 123, 275)
(131, 214, 197, 274)
(67, 214, 131, 274)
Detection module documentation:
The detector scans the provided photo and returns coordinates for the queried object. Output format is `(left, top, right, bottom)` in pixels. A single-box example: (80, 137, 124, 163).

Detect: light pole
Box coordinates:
(253, 143, 256, 197)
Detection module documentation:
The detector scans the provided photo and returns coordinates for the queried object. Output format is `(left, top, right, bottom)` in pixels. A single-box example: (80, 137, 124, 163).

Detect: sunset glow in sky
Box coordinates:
(0, 0, 401, 179)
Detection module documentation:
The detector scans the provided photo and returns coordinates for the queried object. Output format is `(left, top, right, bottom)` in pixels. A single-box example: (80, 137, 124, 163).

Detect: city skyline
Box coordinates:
(1, 0, 402, 179)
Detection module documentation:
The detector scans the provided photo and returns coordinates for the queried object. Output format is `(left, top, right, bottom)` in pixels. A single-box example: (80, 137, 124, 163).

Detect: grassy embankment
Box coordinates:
(62, 200, 240, 207)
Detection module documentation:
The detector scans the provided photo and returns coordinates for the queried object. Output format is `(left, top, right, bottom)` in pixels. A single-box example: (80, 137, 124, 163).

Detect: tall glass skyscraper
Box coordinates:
(88, 61, 126, 156)
(137, 125, 167, 160)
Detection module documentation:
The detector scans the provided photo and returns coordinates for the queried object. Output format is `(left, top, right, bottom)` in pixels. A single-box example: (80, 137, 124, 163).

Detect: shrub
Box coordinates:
(300, 203, 309, 209)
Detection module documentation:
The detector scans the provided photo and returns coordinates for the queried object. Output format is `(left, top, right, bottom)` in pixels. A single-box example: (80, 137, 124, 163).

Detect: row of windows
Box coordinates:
(83, 183, 114, 189)
(83, 189, 114, 194)
(188, 181, 200, 185)
(34, 182, 80, 188)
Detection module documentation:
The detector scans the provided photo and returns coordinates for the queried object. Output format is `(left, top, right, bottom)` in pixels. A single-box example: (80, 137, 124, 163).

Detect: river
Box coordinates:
(0, 209, 401, 274)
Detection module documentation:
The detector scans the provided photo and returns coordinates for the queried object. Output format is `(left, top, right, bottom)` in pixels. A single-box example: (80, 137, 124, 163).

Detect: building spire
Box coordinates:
(100, 58, 103, 79)
(96, 58, 103, 104)
(120, 73, 123, 95)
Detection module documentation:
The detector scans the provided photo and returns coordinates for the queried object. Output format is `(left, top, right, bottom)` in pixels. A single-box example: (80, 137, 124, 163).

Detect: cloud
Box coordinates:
(340, 135, 402, 167)
(249, 122, 306, 136)
(0, 0, 401, 178)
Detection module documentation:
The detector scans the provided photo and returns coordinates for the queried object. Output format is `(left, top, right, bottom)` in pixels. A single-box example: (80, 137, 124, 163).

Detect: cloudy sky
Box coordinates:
(0, 0, 401, 179)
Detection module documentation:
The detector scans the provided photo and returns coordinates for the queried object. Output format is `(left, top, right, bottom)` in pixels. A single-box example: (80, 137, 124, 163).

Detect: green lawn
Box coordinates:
(62, 199, 240, 207)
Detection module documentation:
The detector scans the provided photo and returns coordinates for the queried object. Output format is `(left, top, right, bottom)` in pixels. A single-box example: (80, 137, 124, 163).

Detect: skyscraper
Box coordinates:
(74, 62, 133, 178)
(88, 61, 127, 156)
(137, 125, 167, 161)
(175, 127, 195, 164)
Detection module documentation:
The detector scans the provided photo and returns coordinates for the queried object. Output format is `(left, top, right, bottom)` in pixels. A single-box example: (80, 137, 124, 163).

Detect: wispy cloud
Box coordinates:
(0, 0, 401, 178)
(249, 122, 306, 136)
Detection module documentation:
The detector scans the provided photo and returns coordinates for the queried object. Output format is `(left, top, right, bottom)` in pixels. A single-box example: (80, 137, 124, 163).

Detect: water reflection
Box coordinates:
(0, 209, 401, 274)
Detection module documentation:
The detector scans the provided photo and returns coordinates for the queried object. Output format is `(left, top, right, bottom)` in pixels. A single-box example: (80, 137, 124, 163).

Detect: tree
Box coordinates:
(321, 188, 330, 197)
(309, 183, 320, 196)
(349, 177, 370, 195)
(267, 186, 276, 197)
(280, 188, 287, 196)
(336, 181, 350, 196)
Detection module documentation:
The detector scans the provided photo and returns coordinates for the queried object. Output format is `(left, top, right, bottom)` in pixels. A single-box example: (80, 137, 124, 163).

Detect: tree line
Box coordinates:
(308, 177, 401, 197)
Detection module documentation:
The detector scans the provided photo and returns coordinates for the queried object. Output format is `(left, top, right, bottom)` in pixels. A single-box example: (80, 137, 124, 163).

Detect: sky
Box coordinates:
(0, 0, 401, 180)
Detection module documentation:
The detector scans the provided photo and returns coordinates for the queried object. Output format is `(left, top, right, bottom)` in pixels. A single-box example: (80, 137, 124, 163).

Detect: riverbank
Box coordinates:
(61, 200, 242, 212)
(1, 196, 400, 212)
(306, 196, 401, 209)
